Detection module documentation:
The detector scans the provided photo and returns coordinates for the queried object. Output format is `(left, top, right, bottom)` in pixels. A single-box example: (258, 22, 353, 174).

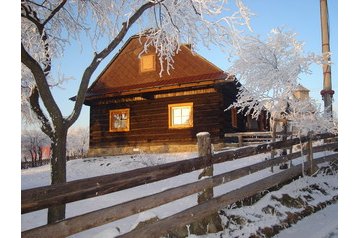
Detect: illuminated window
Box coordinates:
(109, 108, 130, 132)
(168, 103, 193, 129)
(140, 54, 155, 72)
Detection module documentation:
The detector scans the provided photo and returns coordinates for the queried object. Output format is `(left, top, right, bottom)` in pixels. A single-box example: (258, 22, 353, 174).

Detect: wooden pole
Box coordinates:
(320, 0, 334, 115)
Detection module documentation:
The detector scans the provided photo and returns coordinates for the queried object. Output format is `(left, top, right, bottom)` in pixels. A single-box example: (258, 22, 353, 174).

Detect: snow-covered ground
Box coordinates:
(21, 150, 337, 237)
(274, 203, 337, 238)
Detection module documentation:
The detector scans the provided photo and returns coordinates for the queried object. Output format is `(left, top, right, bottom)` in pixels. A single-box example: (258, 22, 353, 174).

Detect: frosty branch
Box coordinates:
(228, 28, 335, 135)
(21, 0, 252, 223)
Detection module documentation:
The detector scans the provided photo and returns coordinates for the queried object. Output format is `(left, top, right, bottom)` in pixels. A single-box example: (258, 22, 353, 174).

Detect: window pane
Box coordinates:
(173, 116, 182, 125)
(173, 108, 182, 117)
(181, 107, 190, 117)
(110, 109, 130, 132)
(182, 115, 190, 124)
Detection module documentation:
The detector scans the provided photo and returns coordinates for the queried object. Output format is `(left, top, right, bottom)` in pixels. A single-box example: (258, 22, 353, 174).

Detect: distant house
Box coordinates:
(82, 35, 268, 156)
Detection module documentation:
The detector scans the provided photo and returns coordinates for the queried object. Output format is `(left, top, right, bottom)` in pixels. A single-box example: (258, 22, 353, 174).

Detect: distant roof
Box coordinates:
(294, 84, 310, 92)
(84, 35, 228, 102)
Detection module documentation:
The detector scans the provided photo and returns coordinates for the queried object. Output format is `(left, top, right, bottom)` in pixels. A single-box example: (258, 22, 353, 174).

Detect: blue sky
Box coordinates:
(50, 0, 338, 128)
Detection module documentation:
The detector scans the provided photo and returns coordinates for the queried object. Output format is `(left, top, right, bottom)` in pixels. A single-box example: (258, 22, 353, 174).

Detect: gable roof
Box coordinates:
(84, 35, 228, 101)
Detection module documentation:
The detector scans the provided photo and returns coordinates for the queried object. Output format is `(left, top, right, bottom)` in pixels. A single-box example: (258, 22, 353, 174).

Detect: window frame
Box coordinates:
(168, 102, 194, 129)
(109, 108, 130, 132)
(140, 54, 156, 73)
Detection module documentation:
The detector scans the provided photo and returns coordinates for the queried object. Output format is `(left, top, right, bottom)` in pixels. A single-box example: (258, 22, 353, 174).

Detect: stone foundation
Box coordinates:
(88, 143, 228, 157)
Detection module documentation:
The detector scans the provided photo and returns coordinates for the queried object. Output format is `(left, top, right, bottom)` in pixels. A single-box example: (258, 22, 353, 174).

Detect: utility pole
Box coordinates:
(319, 0, 334, 116)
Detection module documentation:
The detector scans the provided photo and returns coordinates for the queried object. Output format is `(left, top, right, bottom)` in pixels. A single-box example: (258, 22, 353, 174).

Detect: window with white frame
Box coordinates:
(168, 103, 193, 129)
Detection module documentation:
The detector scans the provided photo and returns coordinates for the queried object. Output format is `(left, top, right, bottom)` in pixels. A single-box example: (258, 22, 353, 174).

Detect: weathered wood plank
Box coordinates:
(21, 156, 210, 214)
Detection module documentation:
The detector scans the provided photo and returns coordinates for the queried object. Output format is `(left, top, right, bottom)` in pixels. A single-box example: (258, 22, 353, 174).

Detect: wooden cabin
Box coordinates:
(82, 35, 268, 156)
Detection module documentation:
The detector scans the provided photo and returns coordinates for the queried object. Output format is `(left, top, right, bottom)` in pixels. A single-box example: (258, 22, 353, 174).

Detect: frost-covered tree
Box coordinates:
(21, 0, 252, 222)
(288, 98, 338, 136)
(228, 28, 335, 136)
(66, 127, 89, 159)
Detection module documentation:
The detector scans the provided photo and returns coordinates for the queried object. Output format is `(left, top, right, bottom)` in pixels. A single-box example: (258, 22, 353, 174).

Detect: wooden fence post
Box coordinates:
(197, 132, 214, 203)
(270, 119, 278, 172)
(238, 134, 243, 147)
(306, 133, 315, 175)
(168, 132, 222, 237)
(192, 132, 222, 234)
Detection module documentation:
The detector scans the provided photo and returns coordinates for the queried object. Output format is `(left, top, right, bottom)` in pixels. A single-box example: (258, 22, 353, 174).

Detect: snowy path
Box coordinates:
(274, 203, 338, 238)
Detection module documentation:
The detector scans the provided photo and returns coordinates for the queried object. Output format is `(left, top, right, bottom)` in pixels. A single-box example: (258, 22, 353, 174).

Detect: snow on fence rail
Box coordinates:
(21, 133, 337, 238)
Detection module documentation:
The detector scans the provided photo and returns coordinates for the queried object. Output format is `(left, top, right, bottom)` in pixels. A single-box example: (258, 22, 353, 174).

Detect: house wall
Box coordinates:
(88, 85, 237, 156)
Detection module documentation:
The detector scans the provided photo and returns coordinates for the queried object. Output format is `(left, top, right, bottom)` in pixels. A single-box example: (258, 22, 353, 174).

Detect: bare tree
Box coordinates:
(21, 129, 50, 167)
(21, 0, 252, 223)
(66, 127, 89, 159)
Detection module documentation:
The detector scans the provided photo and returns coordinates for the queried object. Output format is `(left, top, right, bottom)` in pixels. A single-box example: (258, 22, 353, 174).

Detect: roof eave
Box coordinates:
(84, 78, 230, 102)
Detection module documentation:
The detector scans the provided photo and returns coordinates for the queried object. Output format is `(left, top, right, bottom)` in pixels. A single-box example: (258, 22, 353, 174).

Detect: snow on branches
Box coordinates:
(21, 0, 252, 79)
(21, 0, 253, 128)
(228, 28, 336, 135)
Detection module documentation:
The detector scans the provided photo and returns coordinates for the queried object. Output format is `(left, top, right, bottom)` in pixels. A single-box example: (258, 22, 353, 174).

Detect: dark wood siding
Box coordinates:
(219, 82, 247, 133)
(89, 89, 228, 149)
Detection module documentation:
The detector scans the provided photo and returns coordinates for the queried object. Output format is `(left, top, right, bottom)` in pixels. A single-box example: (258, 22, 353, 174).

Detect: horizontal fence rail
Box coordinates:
(224, 131, 294, 146)
(22, 133, 337, 238)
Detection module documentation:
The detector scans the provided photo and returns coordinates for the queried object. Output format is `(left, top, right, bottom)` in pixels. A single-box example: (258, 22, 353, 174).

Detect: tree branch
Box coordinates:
(42, 0, 67, 26)
(21, 43, 64, 129)
(66, 1, 159, 127)
(161, 3, 180, 32)
(190, 0, 201, 15)
(29, 86, 55, 140)
(21, 2, 52, 75)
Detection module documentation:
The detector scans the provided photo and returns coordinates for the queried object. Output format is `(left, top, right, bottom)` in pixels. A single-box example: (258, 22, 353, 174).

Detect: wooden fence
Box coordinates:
(21, 133, 338, 238)
(21, 159, 51, 169)
(224, 131, 294, 147)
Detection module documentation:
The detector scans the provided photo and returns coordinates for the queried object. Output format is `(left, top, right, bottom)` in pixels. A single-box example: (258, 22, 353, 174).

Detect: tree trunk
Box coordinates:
(47, 129, 68, 224)
(29, 149, 36, 167)
(38, 146, 43, 165)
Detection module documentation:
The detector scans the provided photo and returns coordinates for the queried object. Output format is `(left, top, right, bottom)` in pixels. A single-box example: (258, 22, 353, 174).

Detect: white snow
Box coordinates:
(21, 151, 337, 237)
(274, 204, 337, 238)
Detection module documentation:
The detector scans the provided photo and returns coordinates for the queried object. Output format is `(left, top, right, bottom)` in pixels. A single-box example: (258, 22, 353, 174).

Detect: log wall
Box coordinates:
(88, 85, 236, 155)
